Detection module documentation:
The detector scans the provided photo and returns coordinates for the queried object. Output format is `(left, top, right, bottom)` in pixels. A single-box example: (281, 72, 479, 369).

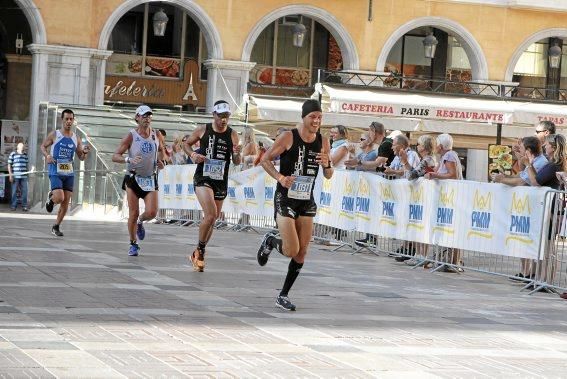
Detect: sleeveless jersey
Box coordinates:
(276, 128, 322, 200)
(195, 123, 234, 183)
(127, 129, 159, 177)
(49, 130, 77, 176)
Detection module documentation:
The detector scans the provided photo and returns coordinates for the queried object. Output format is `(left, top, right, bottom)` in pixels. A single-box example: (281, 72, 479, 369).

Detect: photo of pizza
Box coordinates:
(488, 145, 511, 158)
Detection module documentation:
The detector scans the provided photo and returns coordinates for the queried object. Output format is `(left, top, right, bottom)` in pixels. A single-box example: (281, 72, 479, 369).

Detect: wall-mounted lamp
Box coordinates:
(292, 21, 307, 48)
(548, 42, 562, 69)
(152, 8, 168, 37)
(423, 32, 438, 59)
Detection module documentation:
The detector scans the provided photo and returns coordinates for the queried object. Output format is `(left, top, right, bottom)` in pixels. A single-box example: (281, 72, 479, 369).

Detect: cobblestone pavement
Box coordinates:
(1, 212, 567, 378)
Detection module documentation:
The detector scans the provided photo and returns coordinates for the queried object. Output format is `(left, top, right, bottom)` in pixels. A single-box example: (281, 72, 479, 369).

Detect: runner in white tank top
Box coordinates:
(112, 105, 166, 257)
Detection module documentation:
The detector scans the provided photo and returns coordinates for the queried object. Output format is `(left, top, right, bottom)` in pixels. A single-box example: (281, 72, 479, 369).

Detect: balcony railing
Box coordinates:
(317, 69, 567, 104)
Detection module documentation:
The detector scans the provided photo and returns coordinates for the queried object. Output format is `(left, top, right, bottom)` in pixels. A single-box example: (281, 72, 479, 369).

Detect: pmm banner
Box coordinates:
(158, 166, 547, 260)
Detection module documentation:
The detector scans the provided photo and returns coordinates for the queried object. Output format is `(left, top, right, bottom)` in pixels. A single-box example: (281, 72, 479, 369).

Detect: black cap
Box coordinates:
(301, 99, 322, 118)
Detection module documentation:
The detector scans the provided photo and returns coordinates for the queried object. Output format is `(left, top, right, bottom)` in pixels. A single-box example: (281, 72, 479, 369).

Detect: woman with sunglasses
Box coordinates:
(526, 134, 567, 294)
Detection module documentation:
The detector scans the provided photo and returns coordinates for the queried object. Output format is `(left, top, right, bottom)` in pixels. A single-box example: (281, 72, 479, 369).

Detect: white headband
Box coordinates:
(213, 102, 231, 114)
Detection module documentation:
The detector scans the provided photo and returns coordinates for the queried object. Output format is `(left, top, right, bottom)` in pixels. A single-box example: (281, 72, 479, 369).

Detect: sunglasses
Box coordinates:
(535, 129, 545, 134)
(216, 112, 231, 119)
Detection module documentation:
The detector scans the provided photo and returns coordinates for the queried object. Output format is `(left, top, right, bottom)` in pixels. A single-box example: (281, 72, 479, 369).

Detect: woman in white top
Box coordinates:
(241, 127, 257, 171)
(329, 125, 350, 170)
(171, 134, 188, 165)
(425, 133, 463, 271)
(426, 133, 463, 180)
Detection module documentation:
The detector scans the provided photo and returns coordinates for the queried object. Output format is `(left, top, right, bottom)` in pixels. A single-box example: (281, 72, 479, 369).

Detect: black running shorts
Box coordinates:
(122, 173, 158, 199)
(274, 191, 317, 219)
(193, 174, 227, 201)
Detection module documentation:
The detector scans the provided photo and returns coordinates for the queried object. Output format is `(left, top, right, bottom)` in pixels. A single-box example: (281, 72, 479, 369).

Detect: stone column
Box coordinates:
(26, 44, 112, 169)
(203, 59, 256, 113)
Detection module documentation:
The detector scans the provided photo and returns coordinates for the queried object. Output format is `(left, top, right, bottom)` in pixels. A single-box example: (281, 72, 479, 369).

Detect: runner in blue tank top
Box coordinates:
(112, 105, 166, 256)
(41, 109, 90, 237)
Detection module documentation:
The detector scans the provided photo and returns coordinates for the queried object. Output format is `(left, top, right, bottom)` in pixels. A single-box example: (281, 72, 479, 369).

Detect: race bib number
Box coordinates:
(288, 176, 314, 200)
(203, 158, 225, 180)
(135, 175, 155, 192)
(56, 162, 73, 175)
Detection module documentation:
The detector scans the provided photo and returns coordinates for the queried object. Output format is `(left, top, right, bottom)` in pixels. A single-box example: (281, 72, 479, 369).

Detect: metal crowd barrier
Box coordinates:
(155, 177, 567, 297)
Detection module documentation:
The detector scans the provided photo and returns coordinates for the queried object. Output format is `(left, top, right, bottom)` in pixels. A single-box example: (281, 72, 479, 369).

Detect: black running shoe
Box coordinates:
(45, 191, 54, 213)
(276, 295, 296, 311)
(51, 224, 63, 237)
(257, 232, 275, 266)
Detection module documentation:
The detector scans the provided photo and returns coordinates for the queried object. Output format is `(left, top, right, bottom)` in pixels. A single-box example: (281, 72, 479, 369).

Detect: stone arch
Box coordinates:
(376, 16, 488, 81)
(242, 4, 359, 71)
(98, 0, 223, 59)
(505, 28, 567, 82)
(14, 0, 47, 44)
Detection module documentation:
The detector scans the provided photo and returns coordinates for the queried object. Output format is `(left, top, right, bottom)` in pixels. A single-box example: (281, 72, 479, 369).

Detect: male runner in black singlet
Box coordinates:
(183, 100, 242, 272)
(256, 99, 333, 311)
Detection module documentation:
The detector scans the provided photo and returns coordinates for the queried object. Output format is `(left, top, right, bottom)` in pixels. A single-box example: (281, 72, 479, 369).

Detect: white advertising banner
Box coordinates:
(158, 167, 547, 260)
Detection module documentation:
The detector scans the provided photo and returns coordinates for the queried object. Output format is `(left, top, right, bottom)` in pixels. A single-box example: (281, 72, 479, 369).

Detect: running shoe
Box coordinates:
(128, 243, 140, 256)
(257, 232, 275, 266)
(136, 221, 145, 241)
(45, 191, 54, 213)
(275, 295, 296, 311)
(189, 248, 205, 272)
(51, 224, 63, 237)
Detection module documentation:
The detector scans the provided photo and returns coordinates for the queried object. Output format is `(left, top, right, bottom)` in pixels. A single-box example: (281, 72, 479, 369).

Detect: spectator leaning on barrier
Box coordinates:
(404, 135, 437, 266)
(514, 121, 555, 172)
(406, 135, 437, 180)
(330, 125, 350, 169)
(493, 136, 547, 281)
(171, 134, 188, 165)
(526, 134, 567, 290)
(526, 134, 566, 189)
(425, 133, 464, 271)
(353, 132, 378, 171)
(345, 122, 395, 172)
(241, 127, 258, 171)
(7, 142, 29, 211)
(384, 134, 420, 178)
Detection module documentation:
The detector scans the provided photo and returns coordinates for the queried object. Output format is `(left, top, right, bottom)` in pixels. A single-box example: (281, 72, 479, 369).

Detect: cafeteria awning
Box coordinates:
(318, 84, 516, 125)
(244, 85, 567, 139)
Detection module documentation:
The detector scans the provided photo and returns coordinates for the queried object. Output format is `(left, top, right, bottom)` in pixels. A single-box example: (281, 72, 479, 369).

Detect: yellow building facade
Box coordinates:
(1, 0, 567, 179)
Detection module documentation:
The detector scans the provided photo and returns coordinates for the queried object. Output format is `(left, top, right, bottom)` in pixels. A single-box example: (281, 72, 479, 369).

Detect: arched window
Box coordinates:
(512, 38, 567, 100)
(384, 27, 472, 93)
(249, 15, 342, 91)
(106, 2, 208, 80)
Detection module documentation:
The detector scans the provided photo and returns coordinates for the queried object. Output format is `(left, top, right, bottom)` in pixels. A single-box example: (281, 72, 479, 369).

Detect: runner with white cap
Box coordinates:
(183, 100, 242, 272)
(112, 105, 166, 256)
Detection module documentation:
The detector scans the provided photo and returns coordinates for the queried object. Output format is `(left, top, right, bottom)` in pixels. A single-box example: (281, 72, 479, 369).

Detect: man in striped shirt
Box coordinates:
(7, 143, 29, 211)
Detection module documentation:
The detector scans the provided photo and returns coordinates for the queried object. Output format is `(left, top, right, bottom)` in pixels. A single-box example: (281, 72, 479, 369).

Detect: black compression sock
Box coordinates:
(280, 259, 303, 296)
(268, 236, 284, 255)
(198, 240, 206, 254)
(130, 240, 137, 246)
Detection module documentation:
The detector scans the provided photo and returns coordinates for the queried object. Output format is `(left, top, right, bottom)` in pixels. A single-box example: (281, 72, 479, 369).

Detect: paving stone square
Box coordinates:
(0, 212, 566, 377)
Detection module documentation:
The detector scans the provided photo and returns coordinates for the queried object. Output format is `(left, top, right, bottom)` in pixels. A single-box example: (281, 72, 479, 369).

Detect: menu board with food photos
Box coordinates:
(488, 144, 514, 180)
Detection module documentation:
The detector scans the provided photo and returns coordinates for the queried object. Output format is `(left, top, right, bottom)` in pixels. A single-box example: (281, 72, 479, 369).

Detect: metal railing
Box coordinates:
(317, 69, 567, 104)
(27, 103, 125, 216)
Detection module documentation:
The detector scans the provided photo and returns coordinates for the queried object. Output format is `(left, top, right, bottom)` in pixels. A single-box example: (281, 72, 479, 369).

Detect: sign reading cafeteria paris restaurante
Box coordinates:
(336, 101, 513, 124)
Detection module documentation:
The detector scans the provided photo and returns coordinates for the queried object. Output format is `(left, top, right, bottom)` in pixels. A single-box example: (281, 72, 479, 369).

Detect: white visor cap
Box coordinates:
(136, 105, 153, 116)
(213, 102, 231, 114)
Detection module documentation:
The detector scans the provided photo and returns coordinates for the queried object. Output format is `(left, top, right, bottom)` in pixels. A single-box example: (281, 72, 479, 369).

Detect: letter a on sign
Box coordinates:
(183, 73, 198, 101)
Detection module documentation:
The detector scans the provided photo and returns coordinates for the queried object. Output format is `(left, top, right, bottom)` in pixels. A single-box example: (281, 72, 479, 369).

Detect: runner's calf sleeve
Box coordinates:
(280, 258, 303, 296)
